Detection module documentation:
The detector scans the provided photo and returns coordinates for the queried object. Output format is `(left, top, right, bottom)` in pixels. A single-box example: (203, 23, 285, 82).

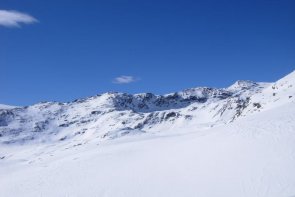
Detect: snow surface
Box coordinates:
(0, 71, 295, 197)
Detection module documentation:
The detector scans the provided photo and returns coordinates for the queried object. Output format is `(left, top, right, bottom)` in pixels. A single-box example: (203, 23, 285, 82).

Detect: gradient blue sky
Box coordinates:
(1, 0, 294, 106)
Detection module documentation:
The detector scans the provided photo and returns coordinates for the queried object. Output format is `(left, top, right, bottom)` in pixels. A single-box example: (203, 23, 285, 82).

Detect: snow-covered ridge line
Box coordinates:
(0, 104, 17, 110)
(0, 71, 294, 145)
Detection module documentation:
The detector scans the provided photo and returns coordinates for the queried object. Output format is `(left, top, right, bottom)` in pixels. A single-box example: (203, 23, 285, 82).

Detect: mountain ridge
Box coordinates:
(0, 71, 294, 145)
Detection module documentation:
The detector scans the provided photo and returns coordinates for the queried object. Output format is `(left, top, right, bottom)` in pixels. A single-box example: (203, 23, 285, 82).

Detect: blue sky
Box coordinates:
(1, 0, 294, 106)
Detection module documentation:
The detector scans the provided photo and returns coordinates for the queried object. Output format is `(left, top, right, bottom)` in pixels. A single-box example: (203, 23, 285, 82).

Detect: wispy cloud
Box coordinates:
(0, 10, 38, 27)
(113, 75, 138, 84)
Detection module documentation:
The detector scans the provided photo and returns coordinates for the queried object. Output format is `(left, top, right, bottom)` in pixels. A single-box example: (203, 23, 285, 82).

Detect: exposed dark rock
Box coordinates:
(165, 112, 178, 120)
(253, 103, 261, 108)
(91, 111, 101, 115)
(0, 110, 14, 127)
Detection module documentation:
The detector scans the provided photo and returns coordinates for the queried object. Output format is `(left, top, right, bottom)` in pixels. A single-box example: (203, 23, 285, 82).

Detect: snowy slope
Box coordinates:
(243, 70, 295, 114)
(0, 71, 294, 197)
(0, 95, 294, 197)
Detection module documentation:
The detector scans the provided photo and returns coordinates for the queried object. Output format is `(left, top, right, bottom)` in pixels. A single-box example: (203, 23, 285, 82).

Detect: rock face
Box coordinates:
(1, 71, 295, 144)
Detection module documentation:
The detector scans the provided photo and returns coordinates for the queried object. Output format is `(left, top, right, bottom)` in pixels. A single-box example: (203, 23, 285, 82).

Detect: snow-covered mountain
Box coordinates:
(0, 71, 295, 197)
(0, 77, 271, 144)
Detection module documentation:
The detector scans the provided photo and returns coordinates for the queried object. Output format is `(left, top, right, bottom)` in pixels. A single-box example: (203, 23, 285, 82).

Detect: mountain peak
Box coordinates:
(227, 80, 258, 91)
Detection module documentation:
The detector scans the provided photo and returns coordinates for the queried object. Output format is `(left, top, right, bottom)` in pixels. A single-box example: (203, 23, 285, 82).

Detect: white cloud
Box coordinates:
(0, 10, 38, 27)
(113, 75, 138, 84)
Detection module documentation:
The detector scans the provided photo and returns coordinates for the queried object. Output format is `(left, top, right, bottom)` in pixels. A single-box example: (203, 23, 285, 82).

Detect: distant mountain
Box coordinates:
(1, 71, 294, 145)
